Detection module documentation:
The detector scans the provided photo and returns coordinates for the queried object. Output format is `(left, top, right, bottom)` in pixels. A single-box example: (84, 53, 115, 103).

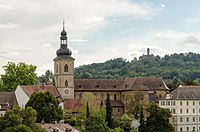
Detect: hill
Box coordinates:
(75, 52, 200, 89)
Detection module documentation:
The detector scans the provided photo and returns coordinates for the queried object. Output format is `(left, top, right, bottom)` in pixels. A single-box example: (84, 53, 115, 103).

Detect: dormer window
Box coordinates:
(125, 85, 129, 88)
(112, 84, 116, 88)
(143, 83, 146, 86)
(77, 84, 82, 88)
(159, 83, 162, 87)
(95, 84, 99, 88)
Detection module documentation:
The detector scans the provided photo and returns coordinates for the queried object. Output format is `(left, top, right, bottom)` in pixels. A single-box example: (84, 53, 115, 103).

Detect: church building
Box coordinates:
(0, 23, 169, 117)
(51, 23, 169, 115)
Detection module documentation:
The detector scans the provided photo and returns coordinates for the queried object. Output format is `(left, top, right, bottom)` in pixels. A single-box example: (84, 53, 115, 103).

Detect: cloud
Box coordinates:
(160, 3, 166, 8)
(0, 3, 13, 12)
(70, 39, 88, 43)
(121, 28, 135, 34)
(0, 23, 18, 29)
(183, 35, 200, 45)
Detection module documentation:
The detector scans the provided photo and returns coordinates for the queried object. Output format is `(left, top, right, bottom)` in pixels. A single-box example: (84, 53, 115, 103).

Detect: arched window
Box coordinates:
(64, 64, 68, 72)
(56, 64, 58, 73)
(65, 80, 68, 87)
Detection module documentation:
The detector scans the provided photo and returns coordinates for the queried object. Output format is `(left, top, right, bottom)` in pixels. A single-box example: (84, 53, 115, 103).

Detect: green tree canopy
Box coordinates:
(145, 103, 174, 132)
(0, 106, 45, 132)
(106, 93, 113, 129)
(0, 62, 37, 92)
(84, 115, 111, 132)
(37, 70, 54, 85)
(25, 91, 63, 123)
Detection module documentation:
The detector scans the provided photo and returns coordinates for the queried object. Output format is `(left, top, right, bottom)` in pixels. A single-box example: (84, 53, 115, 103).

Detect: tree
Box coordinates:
(86, 102, 90, 119)
(106, 93, 113, 129)
(127, 89, 145, 120)
(0, 62, 37, 92)
(145, 103, 174, 132)
(37, 70, 54, 85)
(84, 115, 111, 132)
(25, 91, 63, 123)
(0, 106, 45, 132)
(113, 114, 131, 131)
(138, 106, 145, 132)
(78, 93, 100, 117)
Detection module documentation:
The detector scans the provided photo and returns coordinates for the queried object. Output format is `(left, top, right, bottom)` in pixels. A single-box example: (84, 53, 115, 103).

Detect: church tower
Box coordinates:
(53, 22, 75, 99)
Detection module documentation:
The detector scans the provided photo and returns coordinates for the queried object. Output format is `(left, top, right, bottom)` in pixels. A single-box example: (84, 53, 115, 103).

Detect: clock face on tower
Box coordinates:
(65, 89, 69, 94)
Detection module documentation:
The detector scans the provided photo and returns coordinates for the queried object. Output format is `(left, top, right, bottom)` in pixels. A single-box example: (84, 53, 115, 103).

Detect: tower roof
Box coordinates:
(61, 21, 67, 36)
(56, 21, 72, 57)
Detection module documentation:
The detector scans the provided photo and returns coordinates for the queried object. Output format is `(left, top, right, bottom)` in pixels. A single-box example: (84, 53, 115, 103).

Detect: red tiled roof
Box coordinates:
(20, 85, 61, 98)
(74, 77, 168, 91)
(170, 85, 200, 100)
(124, 77, 169, 90)
(64, 99, 82, 112)
(0, 92, 18, 109)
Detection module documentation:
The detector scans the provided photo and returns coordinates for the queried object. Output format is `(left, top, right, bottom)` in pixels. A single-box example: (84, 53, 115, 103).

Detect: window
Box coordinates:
(193, 117, 195, 122)
(163, 101, 165, 105)
(171, 109, 176, 114)
(193, 101, 195, 105)
(187, 109, 189, 113)
(180, 117, 183, 122)
(65, 80, 68, 87)
(180, 127, 182, 131)
(186, 101, 189, 105)
(193, 127, 195, 131)
(187, 127, 189, 131)
(118, 109, 120, 113)
(199, 117, 200, 122)
(180, 109, 182, 113)
(114, 94, 117, 100)
(79, 94, 82, 99)
(193, 108, 195, 113)
(64, 64, 68, 72)
(180, 101, 182, 106)
(187, 117, 189, 122)
(56, 64, 58, 73)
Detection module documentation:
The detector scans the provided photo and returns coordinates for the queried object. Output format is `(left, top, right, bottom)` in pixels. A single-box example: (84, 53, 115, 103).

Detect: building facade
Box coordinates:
(159, 85, 200, 132)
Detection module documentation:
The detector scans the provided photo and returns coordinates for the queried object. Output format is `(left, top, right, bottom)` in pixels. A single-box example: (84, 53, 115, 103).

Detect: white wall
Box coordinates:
(15, 86, 30, 108)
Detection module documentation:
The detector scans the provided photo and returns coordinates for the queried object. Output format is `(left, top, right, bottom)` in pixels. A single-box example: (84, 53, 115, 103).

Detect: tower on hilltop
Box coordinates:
(53, 21, 75, 99)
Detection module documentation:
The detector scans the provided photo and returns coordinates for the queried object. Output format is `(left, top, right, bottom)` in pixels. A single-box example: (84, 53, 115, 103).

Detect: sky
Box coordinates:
(1, 0, 200, 76)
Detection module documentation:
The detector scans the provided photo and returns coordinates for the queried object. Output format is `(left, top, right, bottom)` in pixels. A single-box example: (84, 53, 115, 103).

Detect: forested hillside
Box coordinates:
(75, 52, 200, 89)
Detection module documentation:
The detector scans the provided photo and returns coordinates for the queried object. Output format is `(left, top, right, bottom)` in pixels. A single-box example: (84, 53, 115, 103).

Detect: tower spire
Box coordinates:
(63, 19, 65, 30)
